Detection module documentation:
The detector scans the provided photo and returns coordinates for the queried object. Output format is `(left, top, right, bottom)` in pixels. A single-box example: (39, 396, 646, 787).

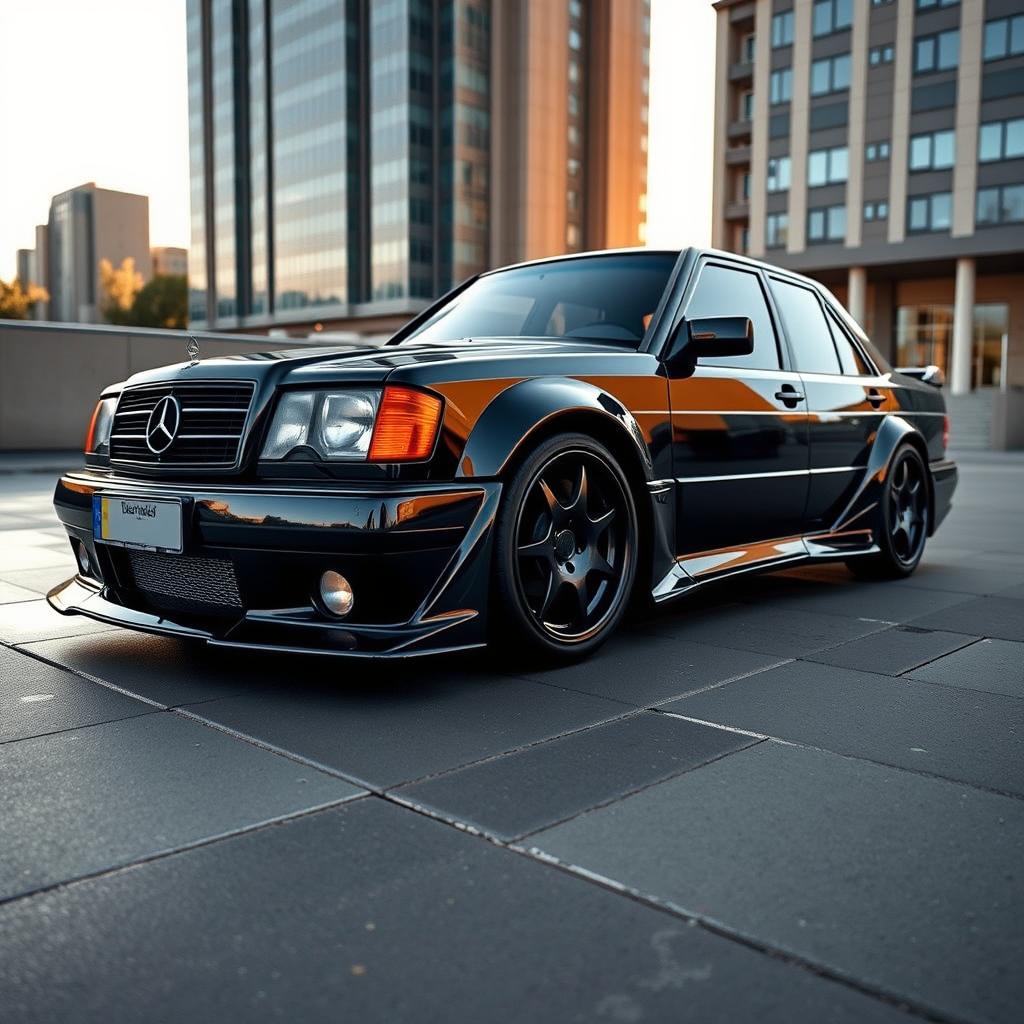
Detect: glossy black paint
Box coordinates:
(50, 247, 958, 658)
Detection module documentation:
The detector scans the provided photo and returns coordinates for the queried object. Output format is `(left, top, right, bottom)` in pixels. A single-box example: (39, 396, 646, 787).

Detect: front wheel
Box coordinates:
(491, 433, 639, 662)
(846, 443, 930, 580)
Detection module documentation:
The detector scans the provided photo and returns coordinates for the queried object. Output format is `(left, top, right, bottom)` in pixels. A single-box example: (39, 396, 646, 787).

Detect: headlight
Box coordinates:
(260, 387, 443, 463)
(84, 397, 117, 455)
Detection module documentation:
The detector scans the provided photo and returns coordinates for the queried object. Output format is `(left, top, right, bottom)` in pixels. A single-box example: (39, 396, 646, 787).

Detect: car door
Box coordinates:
(668, 259, 810, 569)
(767, 276, 893, 535)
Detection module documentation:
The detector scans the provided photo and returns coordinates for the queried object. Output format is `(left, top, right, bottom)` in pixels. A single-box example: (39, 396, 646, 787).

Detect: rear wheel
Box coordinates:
(492, 433, 638, 662)
(846, 444, 930, 580)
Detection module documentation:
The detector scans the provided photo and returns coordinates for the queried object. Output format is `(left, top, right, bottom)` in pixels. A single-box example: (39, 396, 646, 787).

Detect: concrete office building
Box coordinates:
(152, 246, 189, 277)
(186, 0, 650, 334)
(713, 0, 1024, 416)
(46, 183, 151, 324)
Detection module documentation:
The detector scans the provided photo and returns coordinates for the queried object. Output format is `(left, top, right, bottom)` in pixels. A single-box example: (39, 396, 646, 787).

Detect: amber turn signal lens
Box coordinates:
(84, 401, 103, 453)
(368, 387, 443, 462)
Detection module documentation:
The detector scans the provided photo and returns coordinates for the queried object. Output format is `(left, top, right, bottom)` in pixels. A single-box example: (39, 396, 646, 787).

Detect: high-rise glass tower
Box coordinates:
(187, 0, 650, 333)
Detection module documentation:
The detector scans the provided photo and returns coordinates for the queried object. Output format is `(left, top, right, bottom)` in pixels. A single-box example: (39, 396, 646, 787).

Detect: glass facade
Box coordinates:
(187, 0, 645, 328)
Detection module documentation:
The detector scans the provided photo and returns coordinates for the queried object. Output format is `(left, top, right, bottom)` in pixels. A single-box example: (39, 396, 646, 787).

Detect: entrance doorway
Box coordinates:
(973, 303, 1009, 389)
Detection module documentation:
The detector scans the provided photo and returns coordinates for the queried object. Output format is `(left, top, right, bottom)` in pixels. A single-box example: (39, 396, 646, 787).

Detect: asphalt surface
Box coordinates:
(1, 451, 1022, 1023)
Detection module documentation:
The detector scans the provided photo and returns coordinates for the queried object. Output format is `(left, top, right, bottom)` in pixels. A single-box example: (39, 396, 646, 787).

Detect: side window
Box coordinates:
(684, 264, 781, 370)
(825, 308, 872, 375)
(770, 278, 841, 375)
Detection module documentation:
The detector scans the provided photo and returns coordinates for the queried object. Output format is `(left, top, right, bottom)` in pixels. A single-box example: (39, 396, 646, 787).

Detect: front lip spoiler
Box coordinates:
(47, 576, 484, 660)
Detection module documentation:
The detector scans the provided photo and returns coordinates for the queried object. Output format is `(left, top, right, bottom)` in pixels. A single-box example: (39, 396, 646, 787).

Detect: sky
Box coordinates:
(0, 0, 716, 282)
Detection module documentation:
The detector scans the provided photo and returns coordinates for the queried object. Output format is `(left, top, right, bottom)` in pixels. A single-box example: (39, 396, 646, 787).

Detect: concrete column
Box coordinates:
(786, 0, 812, 253)
(953, 0, 984, 237)
(950, 258, 976, 395)
(847, 267, 867, 329)
(746, 0, 772, 257)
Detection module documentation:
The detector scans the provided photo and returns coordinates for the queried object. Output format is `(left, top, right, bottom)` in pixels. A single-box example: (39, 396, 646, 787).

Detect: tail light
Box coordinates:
(368, 386, 443, 462)
(942, 414, 950, 452)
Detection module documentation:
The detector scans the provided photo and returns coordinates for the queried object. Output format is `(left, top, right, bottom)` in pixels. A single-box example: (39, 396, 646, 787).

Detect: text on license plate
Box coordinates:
(93, 495, 183, 553)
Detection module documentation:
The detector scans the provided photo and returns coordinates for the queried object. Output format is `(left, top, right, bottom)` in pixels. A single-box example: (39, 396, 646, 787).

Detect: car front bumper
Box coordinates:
(48, 471, 501, 658)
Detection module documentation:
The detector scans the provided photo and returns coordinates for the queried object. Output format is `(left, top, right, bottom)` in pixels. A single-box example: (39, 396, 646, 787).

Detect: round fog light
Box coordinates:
(75, 543, 92, 577)
(319, 570, 354, 618)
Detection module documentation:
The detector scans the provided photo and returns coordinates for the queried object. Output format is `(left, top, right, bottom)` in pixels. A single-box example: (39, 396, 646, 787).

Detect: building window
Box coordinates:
(983, 15, 1024, 62)
(864, 201, 889, 221)
(808, 145, 849, 186)
(770, 68, 792, 104)
(866, 140, 891, 161)
(741, 172, 751, 199)
(741, 90, 754, 120)
(978, 118, 1024, 162)
(766, 212, 789, 248)
(568, 157, 581, 177)
(869, 45, 894, 65)
(811, 53, 852, 95)
(742, 33, 756, 63)
(871, 0, 894, 6)
(568, 28, 581, 50)
(767, 156, 792, 192)
(808, 204, 847, 242)
(909, 129, 955, 171)
(976, 184, 1024, 226)
(907, 192, 952, 232)
(916, 0, 958, 8)
(813, 0, 852, 38)
(772, 10, 794, 48)
(914, 30, 959, 73)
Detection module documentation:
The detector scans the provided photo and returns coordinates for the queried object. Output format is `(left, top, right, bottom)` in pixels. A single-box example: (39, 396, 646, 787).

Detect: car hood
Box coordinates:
(122, 337, 643, 390)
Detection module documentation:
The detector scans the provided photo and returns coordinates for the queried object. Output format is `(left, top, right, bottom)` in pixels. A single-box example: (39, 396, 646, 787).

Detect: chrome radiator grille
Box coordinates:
(110, 381, 255, 468)
(126, 550, 243, 611)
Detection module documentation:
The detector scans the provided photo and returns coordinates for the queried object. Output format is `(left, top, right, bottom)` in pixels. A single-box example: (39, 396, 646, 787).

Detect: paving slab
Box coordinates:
(0, 566, 74, 597)
(187, 673, 634, 789)
(639, 602, 888, 658)
(0, 581, 38, 605)
(664, 659, 1024, 795)
(738, 573, 974, 624)
(0, 645, 153, 744)
(0, 712, 362, 902)
(909, 595, 1024, 642)
(519, 633, 782, 706)
(22, 632, 263, 708)
(890, 563, 1024, 597)
(529, 742, 1024, 1024)
(0, 797, 913, 1024)
(906, 638, 1024, 699)
(395, 712, 757, 840)
(0, 599, 119, 645)
(803, 625, 978, 675)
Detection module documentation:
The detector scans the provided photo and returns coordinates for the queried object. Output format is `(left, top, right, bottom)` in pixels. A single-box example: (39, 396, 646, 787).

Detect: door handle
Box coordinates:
(774, 385, 805, 407)
(866, 389, 886, 407)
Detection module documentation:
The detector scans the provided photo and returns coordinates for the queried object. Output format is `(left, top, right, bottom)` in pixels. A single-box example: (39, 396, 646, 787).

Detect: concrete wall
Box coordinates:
(0, 321, 311, 450)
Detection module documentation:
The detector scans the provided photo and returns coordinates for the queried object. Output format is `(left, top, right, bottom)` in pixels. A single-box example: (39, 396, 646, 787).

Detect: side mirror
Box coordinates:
(664, 315, 754, 373)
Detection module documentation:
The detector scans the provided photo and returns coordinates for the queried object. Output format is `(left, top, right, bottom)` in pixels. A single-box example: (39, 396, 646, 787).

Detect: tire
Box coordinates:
(491, 432, 639, 663)
(845, 443, 930, 580)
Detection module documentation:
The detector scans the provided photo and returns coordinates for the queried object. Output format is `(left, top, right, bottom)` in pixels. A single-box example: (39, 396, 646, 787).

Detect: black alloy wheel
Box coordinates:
(847, 444, 930, 580)
(493, 433, 638, 661)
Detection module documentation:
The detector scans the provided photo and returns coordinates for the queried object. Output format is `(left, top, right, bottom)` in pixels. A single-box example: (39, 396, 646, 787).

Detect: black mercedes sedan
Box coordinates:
(50, 248, 957, 661)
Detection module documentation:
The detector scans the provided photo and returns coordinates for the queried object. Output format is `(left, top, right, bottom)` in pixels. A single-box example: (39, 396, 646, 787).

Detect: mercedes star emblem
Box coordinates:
(186, 335, 201, 366)
(145, 395, 182, 455)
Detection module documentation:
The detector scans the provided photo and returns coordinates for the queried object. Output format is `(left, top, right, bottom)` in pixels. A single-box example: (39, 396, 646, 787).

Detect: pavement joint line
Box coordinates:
(0, 793, 371, 911)
(659, 712, 1024, 803)
(0, 708, 163, 748)
(888, 634, 987, 676)
(7, 641, 169, 710)
(372, 787, 955, 1022)
(644, 657, 796, 707)
(506, 846, 967, 1024)
(792, 634, 987, 679)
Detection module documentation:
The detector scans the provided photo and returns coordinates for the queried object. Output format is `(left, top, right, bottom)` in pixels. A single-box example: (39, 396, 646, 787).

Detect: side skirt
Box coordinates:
(651, 528, 880, 603)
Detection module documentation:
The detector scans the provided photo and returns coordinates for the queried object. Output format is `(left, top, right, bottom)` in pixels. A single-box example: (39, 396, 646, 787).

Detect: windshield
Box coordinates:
(401, 252, 678, 347)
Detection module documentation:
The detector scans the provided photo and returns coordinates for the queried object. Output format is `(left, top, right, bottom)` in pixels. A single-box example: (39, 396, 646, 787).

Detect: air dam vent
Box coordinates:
(127, 550, 243, 613)
(109, 380, 255, 468)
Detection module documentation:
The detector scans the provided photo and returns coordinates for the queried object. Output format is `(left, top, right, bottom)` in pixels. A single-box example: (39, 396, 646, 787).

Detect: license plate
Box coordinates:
(93, 495, 183, 553)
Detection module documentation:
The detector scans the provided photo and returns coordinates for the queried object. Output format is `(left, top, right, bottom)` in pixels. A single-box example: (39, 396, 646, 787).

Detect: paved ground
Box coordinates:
(1, 451, 1022, 1023)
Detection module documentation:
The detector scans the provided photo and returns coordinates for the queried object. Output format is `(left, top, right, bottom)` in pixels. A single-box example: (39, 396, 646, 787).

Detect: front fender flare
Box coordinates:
(454, 377, 654, 481)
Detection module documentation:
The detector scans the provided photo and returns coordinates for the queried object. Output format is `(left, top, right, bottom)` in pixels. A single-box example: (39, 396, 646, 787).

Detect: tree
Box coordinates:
(0, 277, 48, 319)
(99, 257, 143, 324)
(131, 274, 188, 329)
